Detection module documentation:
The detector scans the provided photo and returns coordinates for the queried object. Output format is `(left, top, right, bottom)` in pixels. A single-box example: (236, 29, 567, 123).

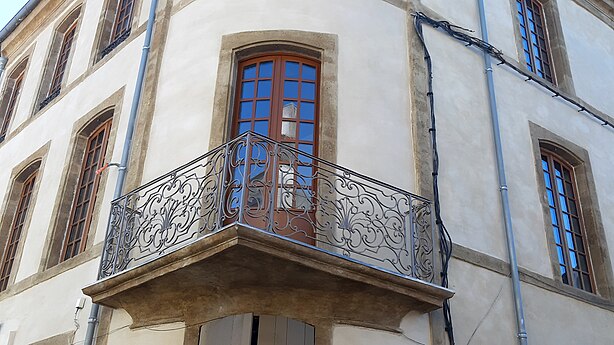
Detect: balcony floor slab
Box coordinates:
(83, 224, 453, 330)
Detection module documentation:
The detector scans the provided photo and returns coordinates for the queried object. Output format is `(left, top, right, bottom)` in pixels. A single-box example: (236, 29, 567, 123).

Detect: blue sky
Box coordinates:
(1, 0, 30, 30)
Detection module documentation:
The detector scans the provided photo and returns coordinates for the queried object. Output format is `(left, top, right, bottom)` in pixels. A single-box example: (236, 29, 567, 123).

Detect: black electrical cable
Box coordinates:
(413, 12, 614, 131)
(413, 14, 456, 345)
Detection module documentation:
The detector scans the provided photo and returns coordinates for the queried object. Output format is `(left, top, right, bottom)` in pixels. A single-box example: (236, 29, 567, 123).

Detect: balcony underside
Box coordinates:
(84, 224, 453, 330)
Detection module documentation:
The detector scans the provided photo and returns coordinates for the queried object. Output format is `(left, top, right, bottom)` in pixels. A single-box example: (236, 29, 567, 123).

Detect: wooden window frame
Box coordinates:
(48, 21, 78, 97)
(36, 5, 82, 112)
(0, 171, 37, 291)
(110, 0, 135, 43)
(231, 53, 321, 243)
(95, 0, 140, 61)
(516, 0, 556, 83)
(541, 149, 594, 292)
(60, 119, 112, 261)
(0, 71, 25, 142)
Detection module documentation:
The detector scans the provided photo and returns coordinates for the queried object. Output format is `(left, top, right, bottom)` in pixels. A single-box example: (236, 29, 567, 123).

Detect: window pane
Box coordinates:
(281, 121, 297, 140)
(255, 100, 270, 118)
(302, 82, 315, 100)
(238, 122, 251, 135)
(565, 231, 575, 250)
(301, 102, 315, 120)
(254, 121, 268, 136)
(298, 144, 313, 155)
(259, 61, 273, 78)
(582, 274, 592, 292)
(552, 225, 561, 244)
(560, 265, 568, 284)
(299, 123, 314, 141)
(295, 188, 313, 210)
(285, 61, 300, 78)
(303, 65, 316, 80)
(241, 81, 254, 99)
(284, 81, 299, 98)
(257, 80, 271, 98)
(243, 64, 256, 79)
(283, 101, 298, 118)
(240, 102, 252, 119)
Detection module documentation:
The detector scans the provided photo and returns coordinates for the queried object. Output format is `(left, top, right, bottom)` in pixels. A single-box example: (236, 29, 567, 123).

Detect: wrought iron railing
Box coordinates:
(99, 132, 434, 282)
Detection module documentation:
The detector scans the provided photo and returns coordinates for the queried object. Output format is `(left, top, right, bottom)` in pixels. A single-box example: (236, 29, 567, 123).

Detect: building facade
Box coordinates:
(0, 0, 612, 344)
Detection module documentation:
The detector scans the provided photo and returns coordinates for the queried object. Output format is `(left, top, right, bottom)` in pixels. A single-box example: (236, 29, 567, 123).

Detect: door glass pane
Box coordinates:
(285, 61, 300, 78)
(254, 121, 268, 136)
(303, 64, 316, 80)
(243, 64, 256, 79)
(259, 61, 273, 78)
(257, 80, 271, 98)
(281, 121, 297, 140)
(301, 82, 315, 100)
(299, 123, 314, 141)
(241, 81, 254, 98)
(300, 102, 315, 120)
(283, 101, 298, 118)
(284, 81, 299, 98)
(255, 100, 270, 118)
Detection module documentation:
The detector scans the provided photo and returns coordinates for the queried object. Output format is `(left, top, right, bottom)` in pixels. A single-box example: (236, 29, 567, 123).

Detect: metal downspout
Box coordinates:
(0, 0, 42, 80)
(83, 0, 160, 344)
(476, 1, 529, 344)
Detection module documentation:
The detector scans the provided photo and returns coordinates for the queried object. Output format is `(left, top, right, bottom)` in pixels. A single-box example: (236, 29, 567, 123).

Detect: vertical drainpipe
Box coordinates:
(83, 0, 160, 344)
(476, 1, 529, 344)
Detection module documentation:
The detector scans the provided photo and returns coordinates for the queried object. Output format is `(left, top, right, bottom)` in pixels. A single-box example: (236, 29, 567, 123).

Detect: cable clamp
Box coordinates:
(96, 163, 124, 175)
(485, 67, 493, 73)
(499, 185, 508, 191)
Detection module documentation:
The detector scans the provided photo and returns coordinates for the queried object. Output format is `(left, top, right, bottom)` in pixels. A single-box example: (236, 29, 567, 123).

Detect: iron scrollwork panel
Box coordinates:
(99, 131, 434, 282)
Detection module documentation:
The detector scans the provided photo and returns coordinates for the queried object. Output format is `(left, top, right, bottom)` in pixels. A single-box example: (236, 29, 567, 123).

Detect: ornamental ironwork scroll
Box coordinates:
(99, 132, 434, 282)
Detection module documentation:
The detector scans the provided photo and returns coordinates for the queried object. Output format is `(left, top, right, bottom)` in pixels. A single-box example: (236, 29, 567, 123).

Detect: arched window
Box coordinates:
(61, 119, 113, 261)
(0, 162, 40, 291)
(0, 58, 28, 142)
(97, 0, 138, 60)
(541, 149, 593, 292)
(37, 5, 82, 110)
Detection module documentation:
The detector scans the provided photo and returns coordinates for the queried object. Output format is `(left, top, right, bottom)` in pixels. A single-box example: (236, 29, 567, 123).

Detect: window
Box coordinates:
(0, 170, 37, 291)
(516, 0, 555, 82)
(0, 58, 28, 143)
(98, 0, 136, 60)
(37, 6, 81, 111)
(61, 119, 112, 261)
(541, 150, 593, 292)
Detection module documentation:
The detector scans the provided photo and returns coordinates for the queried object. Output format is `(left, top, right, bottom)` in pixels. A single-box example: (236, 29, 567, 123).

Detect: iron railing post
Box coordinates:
(267, 142, 280, 232)
(215, 143, 230, 231)
(238, 133, 251, 224)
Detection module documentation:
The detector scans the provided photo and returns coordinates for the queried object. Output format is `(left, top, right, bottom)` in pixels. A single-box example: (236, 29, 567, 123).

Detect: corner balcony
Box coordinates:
(83, 132, 453, 330)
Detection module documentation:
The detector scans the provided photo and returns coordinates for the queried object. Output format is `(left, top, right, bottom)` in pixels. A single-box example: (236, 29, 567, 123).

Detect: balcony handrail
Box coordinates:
(111, 131, 430, 204)
(99, 131, 435, 282)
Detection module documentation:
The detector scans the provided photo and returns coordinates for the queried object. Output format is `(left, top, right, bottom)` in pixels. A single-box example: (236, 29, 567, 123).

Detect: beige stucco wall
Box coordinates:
(0, 0, 612, 344)
(557, 0, 614, 114)
(142, 0, 415, 192)
(0, 259, 98, 345)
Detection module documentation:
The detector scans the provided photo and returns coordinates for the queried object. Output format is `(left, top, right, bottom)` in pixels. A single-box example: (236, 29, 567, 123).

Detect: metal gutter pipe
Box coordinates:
(83, 0, 160, 344)
(476, 1, 529, 344)
(0, 0, 42, 80)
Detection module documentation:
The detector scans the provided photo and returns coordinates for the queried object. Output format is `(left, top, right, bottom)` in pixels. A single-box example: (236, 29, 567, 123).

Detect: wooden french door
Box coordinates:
(230, 54, 320, 244)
